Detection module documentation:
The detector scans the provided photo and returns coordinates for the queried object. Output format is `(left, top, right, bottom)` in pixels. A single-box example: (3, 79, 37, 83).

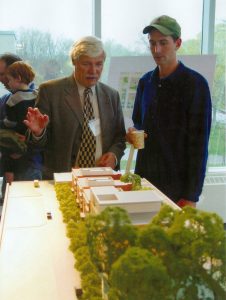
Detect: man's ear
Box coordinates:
(175, 38, 182, 50)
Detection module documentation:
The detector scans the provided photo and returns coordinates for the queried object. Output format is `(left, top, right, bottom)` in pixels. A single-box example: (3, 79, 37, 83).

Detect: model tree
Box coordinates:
(109, 247, 172, 300)
(55, 183, 80, 222)
(55, 184, 226, 299)
(55, 183, 102, 300)
(86, 206, 137, 274)
(138, 205, 226, 299)
(120, 172, 142, 190)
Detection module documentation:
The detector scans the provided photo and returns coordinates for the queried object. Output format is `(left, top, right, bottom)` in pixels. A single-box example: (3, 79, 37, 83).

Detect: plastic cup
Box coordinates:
(131, 130, 144, 149)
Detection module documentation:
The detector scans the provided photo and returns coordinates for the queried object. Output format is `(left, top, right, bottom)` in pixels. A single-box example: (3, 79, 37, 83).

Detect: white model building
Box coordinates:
(76, 176, 132, 215)
(72, 167, 121, 178)
(72, 167, 122, 195)
(54, 167, 179, 222)
(89, 186, 163, 225)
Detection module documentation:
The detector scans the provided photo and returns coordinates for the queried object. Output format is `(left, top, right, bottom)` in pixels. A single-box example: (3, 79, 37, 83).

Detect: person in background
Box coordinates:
(24, 36, 126, 179)
(127, 15, 212, 208)
(1, 61, 42, 184)
(0, 53, 23, 120)
(0, 53, 23, 203)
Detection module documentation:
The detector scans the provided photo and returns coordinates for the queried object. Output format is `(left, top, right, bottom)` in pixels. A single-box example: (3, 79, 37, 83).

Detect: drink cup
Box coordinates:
(131, 130, 144, 149)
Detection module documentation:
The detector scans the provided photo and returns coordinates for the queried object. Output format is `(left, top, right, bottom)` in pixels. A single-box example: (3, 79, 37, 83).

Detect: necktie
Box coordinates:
(78, 88, 96, 167)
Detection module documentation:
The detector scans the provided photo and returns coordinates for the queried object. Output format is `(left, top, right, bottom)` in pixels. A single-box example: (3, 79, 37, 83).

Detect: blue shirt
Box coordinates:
(132, 62, 212, 202)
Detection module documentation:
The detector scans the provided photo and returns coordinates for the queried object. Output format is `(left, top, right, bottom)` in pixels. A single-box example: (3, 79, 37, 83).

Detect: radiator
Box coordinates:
(197, 173, 226, 222)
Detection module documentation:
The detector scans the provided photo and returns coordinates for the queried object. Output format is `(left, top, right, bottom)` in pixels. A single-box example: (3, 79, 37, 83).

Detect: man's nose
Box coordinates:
(153, 44, 161, 53)
(89, 65, 97, 73)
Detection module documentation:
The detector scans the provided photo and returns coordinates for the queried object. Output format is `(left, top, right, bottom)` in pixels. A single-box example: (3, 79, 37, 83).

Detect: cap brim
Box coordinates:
(143, 25, 152, 34)
(143, 24, 173, 36)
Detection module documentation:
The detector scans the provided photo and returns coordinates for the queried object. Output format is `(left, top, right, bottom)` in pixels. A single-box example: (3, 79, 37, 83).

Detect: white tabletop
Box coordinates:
(0, 181, 80, 300)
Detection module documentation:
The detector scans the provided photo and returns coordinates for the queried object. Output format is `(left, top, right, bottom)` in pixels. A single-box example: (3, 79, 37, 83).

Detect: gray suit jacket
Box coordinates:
(35, 75, 126, 179)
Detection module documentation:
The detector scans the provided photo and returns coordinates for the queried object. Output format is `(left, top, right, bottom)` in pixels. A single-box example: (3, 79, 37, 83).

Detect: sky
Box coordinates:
(0, 0, 225, 50)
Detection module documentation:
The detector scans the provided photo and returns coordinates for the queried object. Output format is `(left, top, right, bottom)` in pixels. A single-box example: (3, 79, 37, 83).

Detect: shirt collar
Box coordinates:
(151, 61, 184, 83)
(75, 79, 96, 98)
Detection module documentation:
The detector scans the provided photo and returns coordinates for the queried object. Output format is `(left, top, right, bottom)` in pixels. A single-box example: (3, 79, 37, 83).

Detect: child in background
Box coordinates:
(1, 61, 42, 183)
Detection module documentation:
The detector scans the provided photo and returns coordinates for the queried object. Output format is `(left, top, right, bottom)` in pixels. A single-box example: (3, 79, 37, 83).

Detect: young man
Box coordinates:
(24, 36, 126, 179)
(127, 15, 212, 207)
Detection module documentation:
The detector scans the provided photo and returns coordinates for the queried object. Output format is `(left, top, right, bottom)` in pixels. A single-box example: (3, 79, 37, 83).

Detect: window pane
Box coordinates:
(102, 0, 203, 56)
(208, 0, 226, 166)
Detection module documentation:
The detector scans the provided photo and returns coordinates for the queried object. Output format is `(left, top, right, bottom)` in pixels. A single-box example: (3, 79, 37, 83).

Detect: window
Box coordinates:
(0, 0, 92, 90)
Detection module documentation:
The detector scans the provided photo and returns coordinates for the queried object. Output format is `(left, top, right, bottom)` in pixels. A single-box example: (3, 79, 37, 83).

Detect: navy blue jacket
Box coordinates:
(132, 62, 212, 202)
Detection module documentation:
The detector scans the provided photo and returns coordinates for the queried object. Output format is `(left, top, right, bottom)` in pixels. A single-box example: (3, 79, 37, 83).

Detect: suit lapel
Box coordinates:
(64, 75, 83, 125)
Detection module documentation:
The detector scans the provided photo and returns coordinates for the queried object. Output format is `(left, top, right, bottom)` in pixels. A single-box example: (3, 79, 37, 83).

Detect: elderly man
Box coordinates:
(127, 15, 212, 208)
(25, 36, 126, 179)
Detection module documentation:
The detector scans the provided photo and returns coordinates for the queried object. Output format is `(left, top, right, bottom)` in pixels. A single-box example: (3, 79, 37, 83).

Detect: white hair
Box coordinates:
(70, 36, 106, 65)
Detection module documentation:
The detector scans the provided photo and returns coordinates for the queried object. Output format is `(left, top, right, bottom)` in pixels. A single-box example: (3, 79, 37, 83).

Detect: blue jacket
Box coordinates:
(0, 93, 10, 121)
(0, 83, 35, 122)
(132, 62, 212, 202)
(0, 84, 42, 177)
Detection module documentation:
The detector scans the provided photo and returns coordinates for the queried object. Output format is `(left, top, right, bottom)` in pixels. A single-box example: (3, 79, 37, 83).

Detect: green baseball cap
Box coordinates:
(143, 15, 181, 38)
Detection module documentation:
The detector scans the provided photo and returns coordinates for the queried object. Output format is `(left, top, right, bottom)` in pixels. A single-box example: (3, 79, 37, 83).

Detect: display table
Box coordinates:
(0, 181, 80, 300)
(0, 177, 179, 300)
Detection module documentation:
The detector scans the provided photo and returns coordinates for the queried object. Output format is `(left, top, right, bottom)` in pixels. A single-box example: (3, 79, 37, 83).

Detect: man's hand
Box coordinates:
(97, 152, 116, 169)
(126, 127, 147, 144)
(24, 107, 49, 136)
(126, 127, 136, 144)
(177, 199, 196, 208)
(5, 172, 14, 185)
